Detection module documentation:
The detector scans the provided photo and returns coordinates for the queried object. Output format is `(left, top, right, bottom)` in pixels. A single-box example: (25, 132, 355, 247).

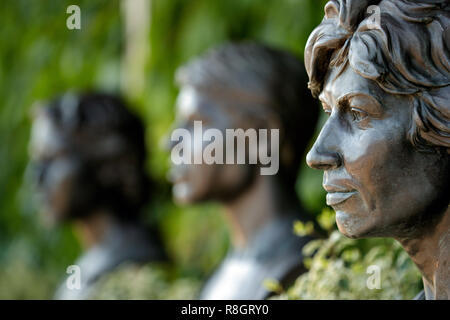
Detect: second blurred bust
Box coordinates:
(29, 93, 166, 299)
(169, 42, 319, 299)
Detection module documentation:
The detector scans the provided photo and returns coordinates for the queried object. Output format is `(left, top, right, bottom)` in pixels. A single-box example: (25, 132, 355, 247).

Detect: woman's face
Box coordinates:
(168, 86, 254, 205)
(29, 115, 80, 224)
(306, 65, 449, 239)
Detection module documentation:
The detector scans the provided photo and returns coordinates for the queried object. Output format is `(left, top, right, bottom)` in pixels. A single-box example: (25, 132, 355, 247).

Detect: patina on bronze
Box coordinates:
(29, 93, 166, 299)
(169, 42, 320, 299)
(305, 0, 449, 299)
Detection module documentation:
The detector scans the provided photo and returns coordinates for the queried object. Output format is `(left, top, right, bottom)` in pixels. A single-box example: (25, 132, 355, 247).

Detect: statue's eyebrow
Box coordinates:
(336, 92, 384, 114)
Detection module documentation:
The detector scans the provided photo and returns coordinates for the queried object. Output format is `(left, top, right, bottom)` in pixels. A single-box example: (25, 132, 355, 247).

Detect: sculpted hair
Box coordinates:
(305, 0, 450, 154)
(41, 92, 150, 220)
(176, 42, 319, 187)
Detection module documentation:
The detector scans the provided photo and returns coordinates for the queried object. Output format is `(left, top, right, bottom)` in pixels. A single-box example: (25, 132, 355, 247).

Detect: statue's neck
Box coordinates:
(223, 175, 299, 249)
(398, 207, 450, 300)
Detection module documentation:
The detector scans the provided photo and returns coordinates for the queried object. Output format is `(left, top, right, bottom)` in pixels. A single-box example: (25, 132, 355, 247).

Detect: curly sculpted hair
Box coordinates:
(305, 0, 449, 154)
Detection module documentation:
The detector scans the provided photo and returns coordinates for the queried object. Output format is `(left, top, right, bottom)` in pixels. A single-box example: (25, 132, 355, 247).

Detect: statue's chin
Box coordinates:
(335, 210, 370, 239)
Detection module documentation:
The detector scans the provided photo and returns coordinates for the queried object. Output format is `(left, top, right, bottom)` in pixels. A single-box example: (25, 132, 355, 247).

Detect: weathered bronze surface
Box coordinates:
(29, 93, 165, 299)
(305, 0, 449, 299)
(169, 42, 319, 299)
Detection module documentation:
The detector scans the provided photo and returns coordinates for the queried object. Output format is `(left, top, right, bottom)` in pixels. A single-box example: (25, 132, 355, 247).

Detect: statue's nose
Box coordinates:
(306, 145, 342, 171)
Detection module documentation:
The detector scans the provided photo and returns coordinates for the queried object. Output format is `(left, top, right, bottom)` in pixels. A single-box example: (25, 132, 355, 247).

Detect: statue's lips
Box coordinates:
(326, 191, 357, 206)
(323, 182, 357, 206)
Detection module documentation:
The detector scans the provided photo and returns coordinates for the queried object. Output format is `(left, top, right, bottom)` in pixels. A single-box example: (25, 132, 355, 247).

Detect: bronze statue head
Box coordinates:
(305, 0, 449, 299)
(170, 42, 318, 205)
(305, 0, 449, 239)
(29, 93, 150, 224)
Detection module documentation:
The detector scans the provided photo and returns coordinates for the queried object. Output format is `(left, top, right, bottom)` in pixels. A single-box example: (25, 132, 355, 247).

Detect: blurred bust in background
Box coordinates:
(169, 42, 320, 299)
(305, 0, 449, 299)
(29, 92, 166, 299)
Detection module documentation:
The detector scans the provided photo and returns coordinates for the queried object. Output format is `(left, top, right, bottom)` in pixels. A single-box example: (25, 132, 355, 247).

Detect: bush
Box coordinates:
(90, 263, 201, 300)
(273, 209, 423, 300)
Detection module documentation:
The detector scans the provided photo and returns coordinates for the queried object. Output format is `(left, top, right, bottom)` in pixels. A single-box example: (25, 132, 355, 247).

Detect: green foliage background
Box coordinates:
(0, 0, 421, 299)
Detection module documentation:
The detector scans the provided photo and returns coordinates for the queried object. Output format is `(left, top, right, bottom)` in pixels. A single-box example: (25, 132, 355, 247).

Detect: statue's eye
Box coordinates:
(350, 107, 368, 122)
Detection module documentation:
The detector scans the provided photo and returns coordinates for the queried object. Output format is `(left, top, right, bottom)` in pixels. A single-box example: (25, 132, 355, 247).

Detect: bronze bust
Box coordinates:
(305, 0, 449, 299)
(29, 93, 166, 299)
(169, 42, 319, 299)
